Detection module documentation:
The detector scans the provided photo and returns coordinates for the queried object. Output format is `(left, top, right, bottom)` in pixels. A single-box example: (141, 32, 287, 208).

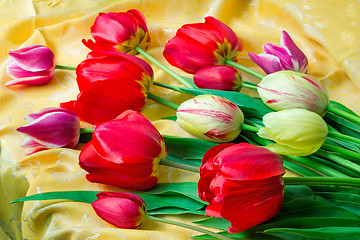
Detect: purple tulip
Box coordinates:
(6, 45, 55, 86)
(248, 31, 308, 74)
(17, 108, 80, 155)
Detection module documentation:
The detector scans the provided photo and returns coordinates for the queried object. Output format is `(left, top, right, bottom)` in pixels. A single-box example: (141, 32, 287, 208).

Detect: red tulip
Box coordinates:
(79, 110, 167, 191)
(76, 51, 153, 92)
(60, 51, 153, 125)
(92, 192, 146, 229)
(198, 143, 285, 233)
(194, 65, 243, 91)
(82, 9, 150, 54)
(163, 16, 243, 74)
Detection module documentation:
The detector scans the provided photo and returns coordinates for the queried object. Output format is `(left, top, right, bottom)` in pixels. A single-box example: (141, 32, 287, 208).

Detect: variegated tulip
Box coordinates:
(258, 109, 328, 156)
(257, 71, 329, 116)
(176, 95, 244, 142)
(248, 31, 308, 74)
(6, 45, 55, 86)
(163, 16, 243, 74)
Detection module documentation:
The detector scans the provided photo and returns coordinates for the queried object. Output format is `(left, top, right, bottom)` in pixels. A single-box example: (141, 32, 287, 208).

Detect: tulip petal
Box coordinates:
(281, 31, 308, 73)
(92, 111, 164, 164)
(17, 112, 80, 148)
(65, 79, 146, 124)
(248, 52, 284, 74)
(9, 45, 55, 71)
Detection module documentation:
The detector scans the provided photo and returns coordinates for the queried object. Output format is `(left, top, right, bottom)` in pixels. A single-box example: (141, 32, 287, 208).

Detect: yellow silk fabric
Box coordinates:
(1, 0, 360, 239)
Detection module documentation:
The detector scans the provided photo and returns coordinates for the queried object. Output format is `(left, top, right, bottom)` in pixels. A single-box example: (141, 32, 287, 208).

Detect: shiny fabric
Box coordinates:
(1, 0, 360, 239)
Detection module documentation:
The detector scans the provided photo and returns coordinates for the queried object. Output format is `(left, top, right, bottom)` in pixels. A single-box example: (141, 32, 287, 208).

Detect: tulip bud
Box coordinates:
(257, 71, 329, 116)
(258, 109, 328, 156)
(82, 10, 150, 54)
(248, 31, 308, 74)
(17, 108, 80, 155)
(164, 16, 242, 74)
(92, 192, 146, 229)
(194, 65, 243, 91)
(198, 143, 285, 233)
(176, 95, 244, 143)
(6, 45, 55, 86)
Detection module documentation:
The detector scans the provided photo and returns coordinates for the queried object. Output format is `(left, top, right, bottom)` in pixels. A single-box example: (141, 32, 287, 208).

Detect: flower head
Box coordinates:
(17, 108, 80, 155)
(79, 110, 167, 191)
(257, 71, 329, 116)
(198, 143, 285, 233)
(6, 45, 55, 86)
(258, 109, 328, 156)
(194, 65, 243, 91)
(82, 10, 150, 54)
(163, 16, 243, 74)
(92, 192, 146, 229)
(248, 31, 308, 74)
(176, 95, 244, 143)
(60, 51, 153, 125)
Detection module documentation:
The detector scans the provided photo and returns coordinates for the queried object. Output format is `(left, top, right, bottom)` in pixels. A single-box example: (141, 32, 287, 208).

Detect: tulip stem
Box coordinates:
(160, 159, 200, 173)
(283, 177, 360, 188)
(135, 46, 194, 88)
(80, 128, 94, 134)
(241, 123, 259, 133)
(153, 81, 183, 92)
(241, 82, 258, 90)
(147, 92, 179, 110)
(327, 131, 360, 145)
(224, 59, 264, 80)
(326, 104, 360, 126)
(320, 143, 360, 161)
(315, 149, 360, 174)
(146, 215, 235, 240)
(55, 65, 76, 71)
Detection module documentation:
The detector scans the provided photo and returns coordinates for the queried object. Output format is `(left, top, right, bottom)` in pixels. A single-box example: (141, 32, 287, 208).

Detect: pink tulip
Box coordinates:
(92, 192, 146, 229)
(6, 45, 55, 86)
(17, 108, 80, 155)
(194, 65, 243, 91)
(248, 31, 308, 74)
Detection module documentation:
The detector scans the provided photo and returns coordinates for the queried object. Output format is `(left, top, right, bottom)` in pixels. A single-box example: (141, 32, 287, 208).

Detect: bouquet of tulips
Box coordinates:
(8, 9, 360, 240)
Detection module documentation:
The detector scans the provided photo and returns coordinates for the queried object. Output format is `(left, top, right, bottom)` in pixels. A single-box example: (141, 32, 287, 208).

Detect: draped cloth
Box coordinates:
(1, 0, 359, 239)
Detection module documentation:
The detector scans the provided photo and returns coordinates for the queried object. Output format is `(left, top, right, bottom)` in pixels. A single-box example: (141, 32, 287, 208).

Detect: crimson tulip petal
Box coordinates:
(66, 79, 146, 124)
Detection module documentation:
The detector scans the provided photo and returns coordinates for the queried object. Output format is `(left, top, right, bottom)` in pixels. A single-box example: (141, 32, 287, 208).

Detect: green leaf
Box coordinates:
(178, 87, 273, 118)
(10, 191, 100, 204)
(163, 135, 217, 167)
(313, 191, 360, 203)
(264, 227, 360, 240)
(136, 192, 205, 211)
(145, 182, 207, 204)
(325, 112, 360, 139)
(193, 217, 230, 230)
(283, 185, 314, 203)
(163, 115, 177, 121)
(148, 207, 205, 215)
(329, 100, 359, 116)
(181, 76, 197, 87)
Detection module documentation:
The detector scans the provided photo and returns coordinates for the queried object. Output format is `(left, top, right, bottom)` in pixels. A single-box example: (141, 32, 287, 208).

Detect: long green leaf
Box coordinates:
(264, 227, 360, 240)
(10, 191, 100, 204)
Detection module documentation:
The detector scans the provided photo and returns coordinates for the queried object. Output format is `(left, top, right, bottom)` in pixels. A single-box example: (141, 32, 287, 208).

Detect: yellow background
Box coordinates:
(1, 0, 360, 239)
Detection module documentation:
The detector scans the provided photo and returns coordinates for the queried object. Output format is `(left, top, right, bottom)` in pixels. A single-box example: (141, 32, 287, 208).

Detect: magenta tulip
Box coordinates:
(6, 45, 55, 86)
(248, 31, 308, 74)
(17, 108, 80, 155)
